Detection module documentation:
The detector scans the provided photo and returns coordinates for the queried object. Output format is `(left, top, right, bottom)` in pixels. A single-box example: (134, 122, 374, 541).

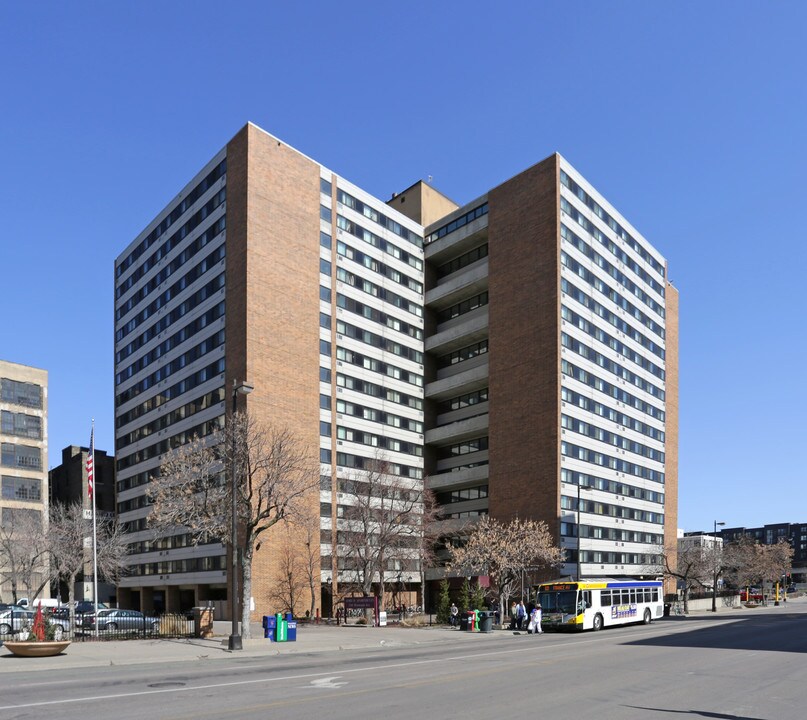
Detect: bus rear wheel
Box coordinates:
(592, 613, 603, 631)
(643, 609, 652, 624)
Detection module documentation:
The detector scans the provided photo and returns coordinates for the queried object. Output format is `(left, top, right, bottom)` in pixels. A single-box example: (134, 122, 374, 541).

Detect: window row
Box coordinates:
(563, 469, 664, 505)
(116, 215, 225, 314)
(560, 519, 663, 544)
(335, 347, 423, 388)
(337, 241, 422, 294)
(336, 294, 423, 341)
(425, 203, 489, 244)
(115, 328, 224, 404)
(116, 298, 224, 370)
(336, 398, 423, 433)
(561, 225, 664, 319)
(333, 451, 422, 479)
(116, 415, 224, 471)
(336, 320, 423, 364)
(562, 360, 665, 423)
(128, 554, 225, 576)
(1, 411, 42, 440)
(562, 494, 664, 524)
(437, 244, 488, 279)
(0, 378, 42, 409)
(337, 214, 423, 270)
(337, 189, 421, 246)
(561, 415, 664, 464)
(336, 426, 422, 456)
(336, 268, 422, 317)
(436, 339, 488, 370)
(561, 388, 664, 443)
(576, 550, 659, 566)
(560, 170, 666, 278)
(435, 484, 488, 505)
(436, 291, 488, 324)
(562, 304, 665, 377)
(562, 334, 665, 401)
(117, 159, 226, 278)
(561, 441, 665, 484)
(562, 242, 665, 337)
(115, 242, 225, 338)
(127, 532, 219, 554)
(335, 375, 423, 410)
(1, 443, 41, 470)
(116, 357, 224, 429)
(117, 388, 225, 450)
(437, 387, 489, 415)
(436, 436, 488, 460)
(1, 475, 42, 501)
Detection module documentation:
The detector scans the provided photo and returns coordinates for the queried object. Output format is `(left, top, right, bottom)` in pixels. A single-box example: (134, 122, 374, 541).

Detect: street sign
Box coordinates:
(83, 509, 92, 520)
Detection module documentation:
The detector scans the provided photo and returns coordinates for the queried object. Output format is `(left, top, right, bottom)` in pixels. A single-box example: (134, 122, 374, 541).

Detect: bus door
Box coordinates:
(577, 590, 591, 616)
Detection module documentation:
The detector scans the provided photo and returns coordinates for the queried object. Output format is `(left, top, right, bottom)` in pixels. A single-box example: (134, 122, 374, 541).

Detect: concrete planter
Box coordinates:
(2, 641, 71, 657)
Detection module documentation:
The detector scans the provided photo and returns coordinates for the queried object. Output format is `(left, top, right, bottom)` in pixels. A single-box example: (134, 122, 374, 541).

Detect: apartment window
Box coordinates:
(1, 443, 42, 470)
(320, 448, 332, 463)
(1, 411, 42, 440)
(0, 379, 42, 409)
(320, 178, 332, 195)
(320, 205, 332, 223)
(319, 340, 331, 356)
(320, 421, 331, 436)
(320, 231, 332, 250)
(320, 259, 332, 276)
(1, 475, 42, 501)
(320, 285, 331, 302)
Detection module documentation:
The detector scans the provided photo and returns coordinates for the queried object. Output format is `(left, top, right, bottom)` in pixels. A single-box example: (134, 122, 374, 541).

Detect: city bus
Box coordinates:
(536, 579, 664, 631)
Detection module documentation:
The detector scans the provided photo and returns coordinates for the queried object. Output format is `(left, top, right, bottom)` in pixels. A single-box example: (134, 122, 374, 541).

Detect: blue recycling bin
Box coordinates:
(262, 614, 277, 640)
(287, 621, 297, 641)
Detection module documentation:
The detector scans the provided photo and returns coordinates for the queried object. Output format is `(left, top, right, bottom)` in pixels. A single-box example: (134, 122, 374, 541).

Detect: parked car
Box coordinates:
(80, 609, 160, 634)
(0, 608, 35, 636)
(74, 601, 109, 615)
(786, 585, 797, 594)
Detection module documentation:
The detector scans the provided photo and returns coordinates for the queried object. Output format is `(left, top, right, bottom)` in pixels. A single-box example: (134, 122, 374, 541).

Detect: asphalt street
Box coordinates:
(1, 603, 806, 719)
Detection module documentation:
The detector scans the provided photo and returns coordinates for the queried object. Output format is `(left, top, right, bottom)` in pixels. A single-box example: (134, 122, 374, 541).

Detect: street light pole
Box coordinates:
(228, 380, 254, 651)
(711, 520, 725, 613)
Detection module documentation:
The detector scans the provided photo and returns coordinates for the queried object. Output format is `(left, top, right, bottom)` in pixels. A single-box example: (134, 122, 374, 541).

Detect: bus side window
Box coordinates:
(601, 591, 611, 606)
(652, 589, 659, 602)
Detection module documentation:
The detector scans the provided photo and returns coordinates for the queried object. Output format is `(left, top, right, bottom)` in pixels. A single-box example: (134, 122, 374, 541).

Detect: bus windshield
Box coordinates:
(539, 590, 577, 614)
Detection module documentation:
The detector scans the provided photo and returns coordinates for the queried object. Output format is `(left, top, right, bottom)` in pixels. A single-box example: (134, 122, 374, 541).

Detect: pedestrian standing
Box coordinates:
(516, 600, 527, 630)
(510, 601, 517, 629)
(449, 602, 459, 627)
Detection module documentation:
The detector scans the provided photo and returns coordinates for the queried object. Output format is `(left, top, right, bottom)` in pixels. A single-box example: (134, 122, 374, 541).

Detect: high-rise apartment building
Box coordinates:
(0, 359, 48, 603)
(114, 123, 677, 615)
(391, 154, 678, 588)
(114, 124, 425, 615)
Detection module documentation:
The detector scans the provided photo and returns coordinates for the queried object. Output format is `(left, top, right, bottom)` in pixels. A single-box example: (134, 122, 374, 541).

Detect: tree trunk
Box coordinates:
(241, 546, 253, 640)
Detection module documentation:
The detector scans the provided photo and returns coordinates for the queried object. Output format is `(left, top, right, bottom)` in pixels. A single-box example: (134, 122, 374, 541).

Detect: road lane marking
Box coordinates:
(308, 676, 348, 689)
(0, 621, 719, 711)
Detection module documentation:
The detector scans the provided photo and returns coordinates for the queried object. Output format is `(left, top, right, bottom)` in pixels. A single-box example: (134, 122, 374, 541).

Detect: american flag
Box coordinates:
(86, 427, 94, 500)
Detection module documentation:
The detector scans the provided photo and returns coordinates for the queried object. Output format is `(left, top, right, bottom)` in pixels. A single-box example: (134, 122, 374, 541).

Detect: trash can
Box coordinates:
(262, 614, 277, 640)
(478, 610, 494, 633)
(466, 610, 477, 632)
(663, 603, 671, 617)
(275, 612, 288, 642)
(459, 613, 469, 631)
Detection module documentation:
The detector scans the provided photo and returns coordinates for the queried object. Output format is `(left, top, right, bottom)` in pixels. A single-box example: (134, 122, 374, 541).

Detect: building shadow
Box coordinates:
(624, 613, 807, 654)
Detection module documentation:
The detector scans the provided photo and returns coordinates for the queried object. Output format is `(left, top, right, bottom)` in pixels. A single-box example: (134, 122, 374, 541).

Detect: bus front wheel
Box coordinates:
(593, 613, 603, 631)
(643, 609, 652, 624)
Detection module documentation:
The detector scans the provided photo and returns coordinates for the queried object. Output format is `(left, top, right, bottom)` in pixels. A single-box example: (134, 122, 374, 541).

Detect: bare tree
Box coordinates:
(149, 412, 317, 639)
(449, 516, 564, 619)
(724, 536, 793, 604)
(48, 501, 128, 626)
(0, 508, 49, 603)
(337, 457, 436, 611)
(652, 540, 718, 612)
(267, 523, 310, 617)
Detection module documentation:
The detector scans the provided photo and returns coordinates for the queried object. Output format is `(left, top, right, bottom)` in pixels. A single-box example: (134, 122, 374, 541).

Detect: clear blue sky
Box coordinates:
(2, 1, 805, 532)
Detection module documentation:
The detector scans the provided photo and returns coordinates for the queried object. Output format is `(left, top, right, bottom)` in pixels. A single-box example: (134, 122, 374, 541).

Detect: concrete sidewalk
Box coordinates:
(0, 622, 487, 672)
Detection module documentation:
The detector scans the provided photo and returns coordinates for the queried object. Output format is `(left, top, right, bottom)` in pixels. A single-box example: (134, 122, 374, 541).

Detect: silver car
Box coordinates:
(82, 609, 160, 633)
(0, 608, 34, 636)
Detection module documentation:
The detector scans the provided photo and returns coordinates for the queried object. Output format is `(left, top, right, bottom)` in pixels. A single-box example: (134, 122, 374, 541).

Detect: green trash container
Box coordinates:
(275, 612, 288, 642)
(478, 611, 494, 633)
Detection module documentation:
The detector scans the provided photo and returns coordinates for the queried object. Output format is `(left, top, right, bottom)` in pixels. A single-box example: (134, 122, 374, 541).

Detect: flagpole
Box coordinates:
(91, 419, 99, 638)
